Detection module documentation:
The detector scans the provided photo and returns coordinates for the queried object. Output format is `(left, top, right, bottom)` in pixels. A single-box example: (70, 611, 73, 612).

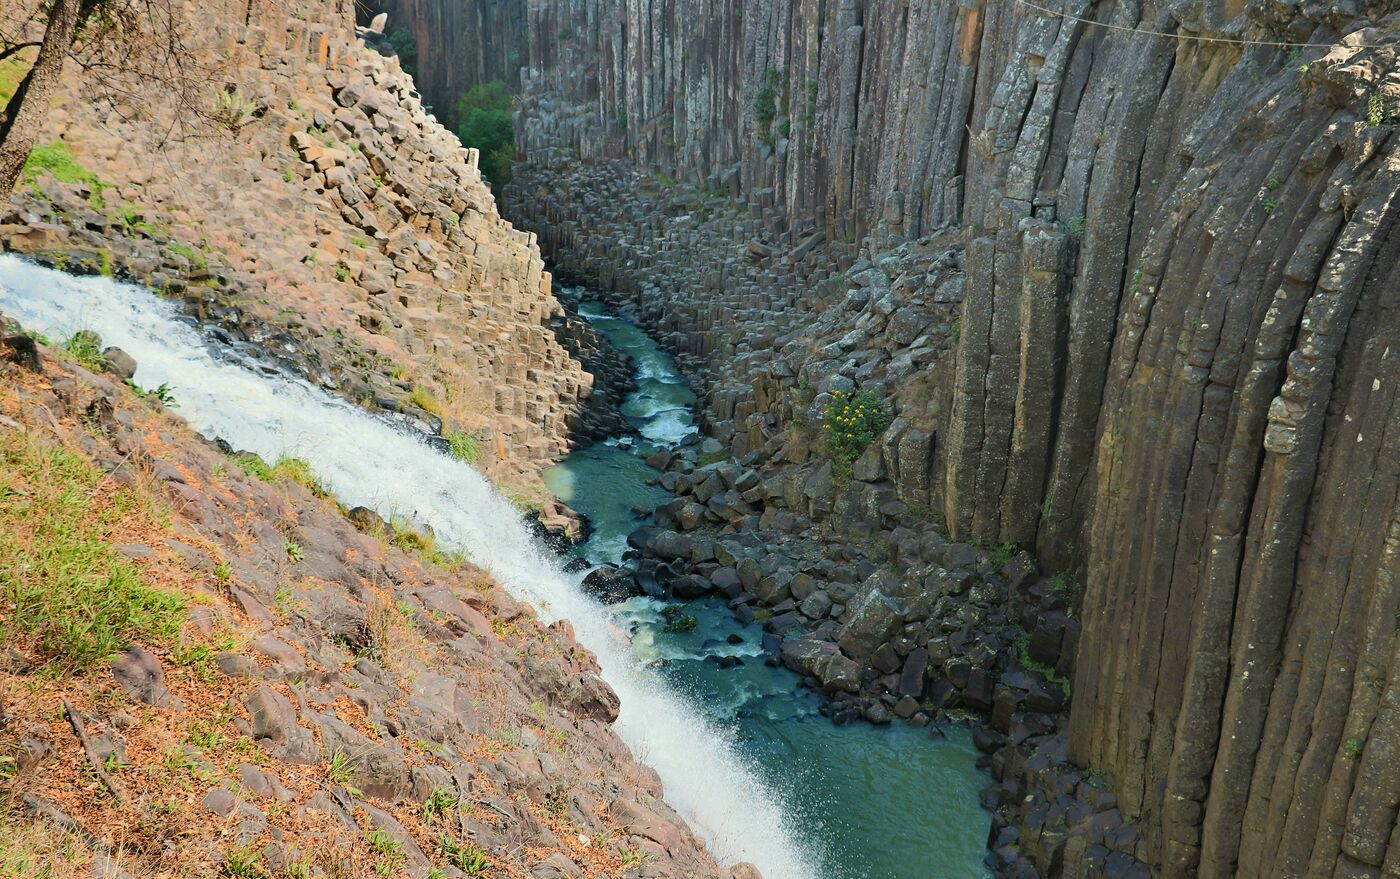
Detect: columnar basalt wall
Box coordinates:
(356, 0, 527, 114)
(388, 0, 1400, 875)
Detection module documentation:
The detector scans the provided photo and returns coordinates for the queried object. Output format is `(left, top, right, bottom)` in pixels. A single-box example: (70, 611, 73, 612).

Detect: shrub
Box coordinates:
(453, 81, 514, 185)
(385, 28, 417, 76)
(822, 389, 891, 469)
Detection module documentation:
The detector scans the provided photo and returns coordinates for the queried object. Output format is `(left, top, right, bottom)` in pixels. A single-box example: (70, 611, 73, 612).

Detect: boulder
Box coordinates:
(837, 589, 904, 660)
(101, 347, 138, 381)
(581, 566, 641, 603)
(647, 530, 694, 560)
(111, 646, 181, 709)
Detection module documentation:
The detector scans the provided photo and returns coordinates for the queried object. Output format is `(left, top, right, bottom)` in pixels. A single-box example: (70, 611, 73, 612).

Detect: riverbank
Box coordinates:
(0, 268, 744, 878)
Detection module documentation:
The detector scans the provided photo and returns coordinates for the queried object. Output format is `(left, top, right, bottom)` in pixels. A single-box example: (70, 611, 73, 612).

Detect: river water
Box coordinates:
(543, 300, 991, 879)
(0, 261, 990, 878)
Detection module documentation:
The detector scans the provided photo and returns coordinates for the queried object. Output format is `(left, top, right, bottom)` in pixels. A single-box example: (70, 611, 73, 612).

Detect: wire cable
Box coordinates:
(1013, 0, 1396, 50)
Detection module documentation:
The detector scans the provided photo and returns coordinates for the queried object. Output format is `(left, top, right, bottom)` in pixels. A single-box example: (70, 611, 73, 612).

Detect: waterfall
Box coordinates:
(0, 255, 819, 879)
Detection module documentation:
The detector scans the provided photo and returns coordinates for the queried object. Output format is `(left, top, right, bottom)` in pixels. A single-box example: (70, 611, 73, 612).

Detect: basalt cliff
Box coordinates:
(376, 1, 1400, 877)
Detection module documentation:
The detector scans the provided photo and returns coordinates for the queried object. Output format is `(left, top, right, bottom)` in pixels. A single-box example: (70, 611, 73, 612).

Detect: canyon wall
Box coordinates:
(388, 0, 1400, 876)
(4, 0, 621, 488)
(356, 0, 527, 114)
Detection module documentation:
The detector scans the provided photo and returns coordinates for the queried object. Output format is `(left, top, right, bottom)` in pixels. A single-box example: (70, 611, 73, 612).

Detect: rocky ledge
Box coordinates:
(0, 318, 751, 879)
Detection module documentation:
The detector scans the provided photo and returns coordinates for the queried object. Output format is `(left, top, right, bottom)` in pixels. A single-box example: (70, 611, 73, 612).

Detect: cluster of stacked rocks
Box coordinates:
(504, 153, 974, 518)
(621, 436, 1149, 877)
(3, 0, 616, 487)
(503, 158, 852, 379)
(0, 320, 754, 878)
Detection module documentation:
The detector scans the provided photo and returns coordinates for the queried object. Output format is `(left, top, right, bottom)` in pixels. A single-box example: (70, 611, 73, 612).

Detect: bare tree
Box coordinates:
(0, 0, 88, 192)
(0, 0, 219, 194)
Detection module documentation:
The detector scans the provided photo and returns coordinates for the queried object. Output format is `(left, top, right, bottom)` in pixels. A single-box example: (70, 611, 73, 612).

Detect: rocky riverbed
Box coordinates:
(542, 300, 995, 878)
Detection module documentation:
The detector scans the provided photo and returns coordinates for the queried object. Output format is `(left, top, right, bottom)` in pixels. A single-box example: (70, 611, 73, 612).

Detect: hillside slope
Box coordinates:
(0, 317, 740, 879)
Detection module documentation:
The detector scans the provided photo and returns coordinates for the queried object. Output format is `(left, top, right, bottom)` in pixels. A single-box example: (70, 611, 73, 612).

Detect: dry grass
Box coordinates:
(0, 430, 187, 673)
(0, 812, 96, 879)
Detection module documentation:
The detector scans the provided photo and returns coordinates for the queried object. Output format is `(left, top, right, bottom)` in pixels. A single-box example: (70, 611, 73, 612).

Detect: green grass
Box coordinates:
(229, 451, 328, 497)
(446, 431, 479, 464)
(22, 142, 102, 189)
(407, 386, 444, 417)
(62, 331, 107, 372)
(0, 811, 94, 878)
(0, 433, 186, 673)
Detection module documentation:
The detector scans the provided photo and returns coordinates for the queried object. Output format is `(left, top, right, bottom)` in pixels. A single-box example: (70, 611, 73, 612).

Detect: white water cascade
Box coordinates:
(0, 255, 819, 879)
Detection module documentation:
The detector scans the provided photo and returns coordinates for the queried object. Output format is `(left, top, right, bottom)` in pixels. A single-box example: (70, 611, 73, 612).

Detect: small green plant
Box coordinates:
(366, 829, 405, 878)
(950, 318, 961, 342)
(822, 389, 891, 471)
(753, 69, 780, 145)
(421, 786, 460, 825)
(618, 845, 651, 867)
(127, 380, 178, 407)
(63, 330, 108, 371)
(326, 750, 364, 798)
(446, 430, 479, 464)
(1262, 197, 1277, 214)
(438, 834, 490, 876)
(213, 89, 258, 130)
(283, 860, 311, 879)
(1014, 630, 1072, 692)
(221, 843, 269, 878)
(282, 168, 294, 184)
(1367, 92, 1389, 127)
(273, 585, 300, 617)
(334, 263, 351, 283)
(1345, 739, 1364, 757)
(283, 538, 304, 562)
(988, 541, 1018, 568)
(351, 235, 369, 248)
(1066, 215, 1086, 239)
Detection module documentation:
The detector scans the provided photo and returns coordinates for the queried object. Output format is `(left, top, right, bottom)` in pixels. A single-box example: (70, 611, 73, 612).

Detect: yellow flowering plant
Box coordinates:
(822, 389, 891, 469)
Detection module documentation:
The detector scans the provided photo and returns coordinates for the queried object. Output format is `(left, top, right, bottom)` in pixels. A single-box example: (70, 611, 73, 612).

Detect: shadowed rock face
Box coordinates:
(389, 0, 1400, 875)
